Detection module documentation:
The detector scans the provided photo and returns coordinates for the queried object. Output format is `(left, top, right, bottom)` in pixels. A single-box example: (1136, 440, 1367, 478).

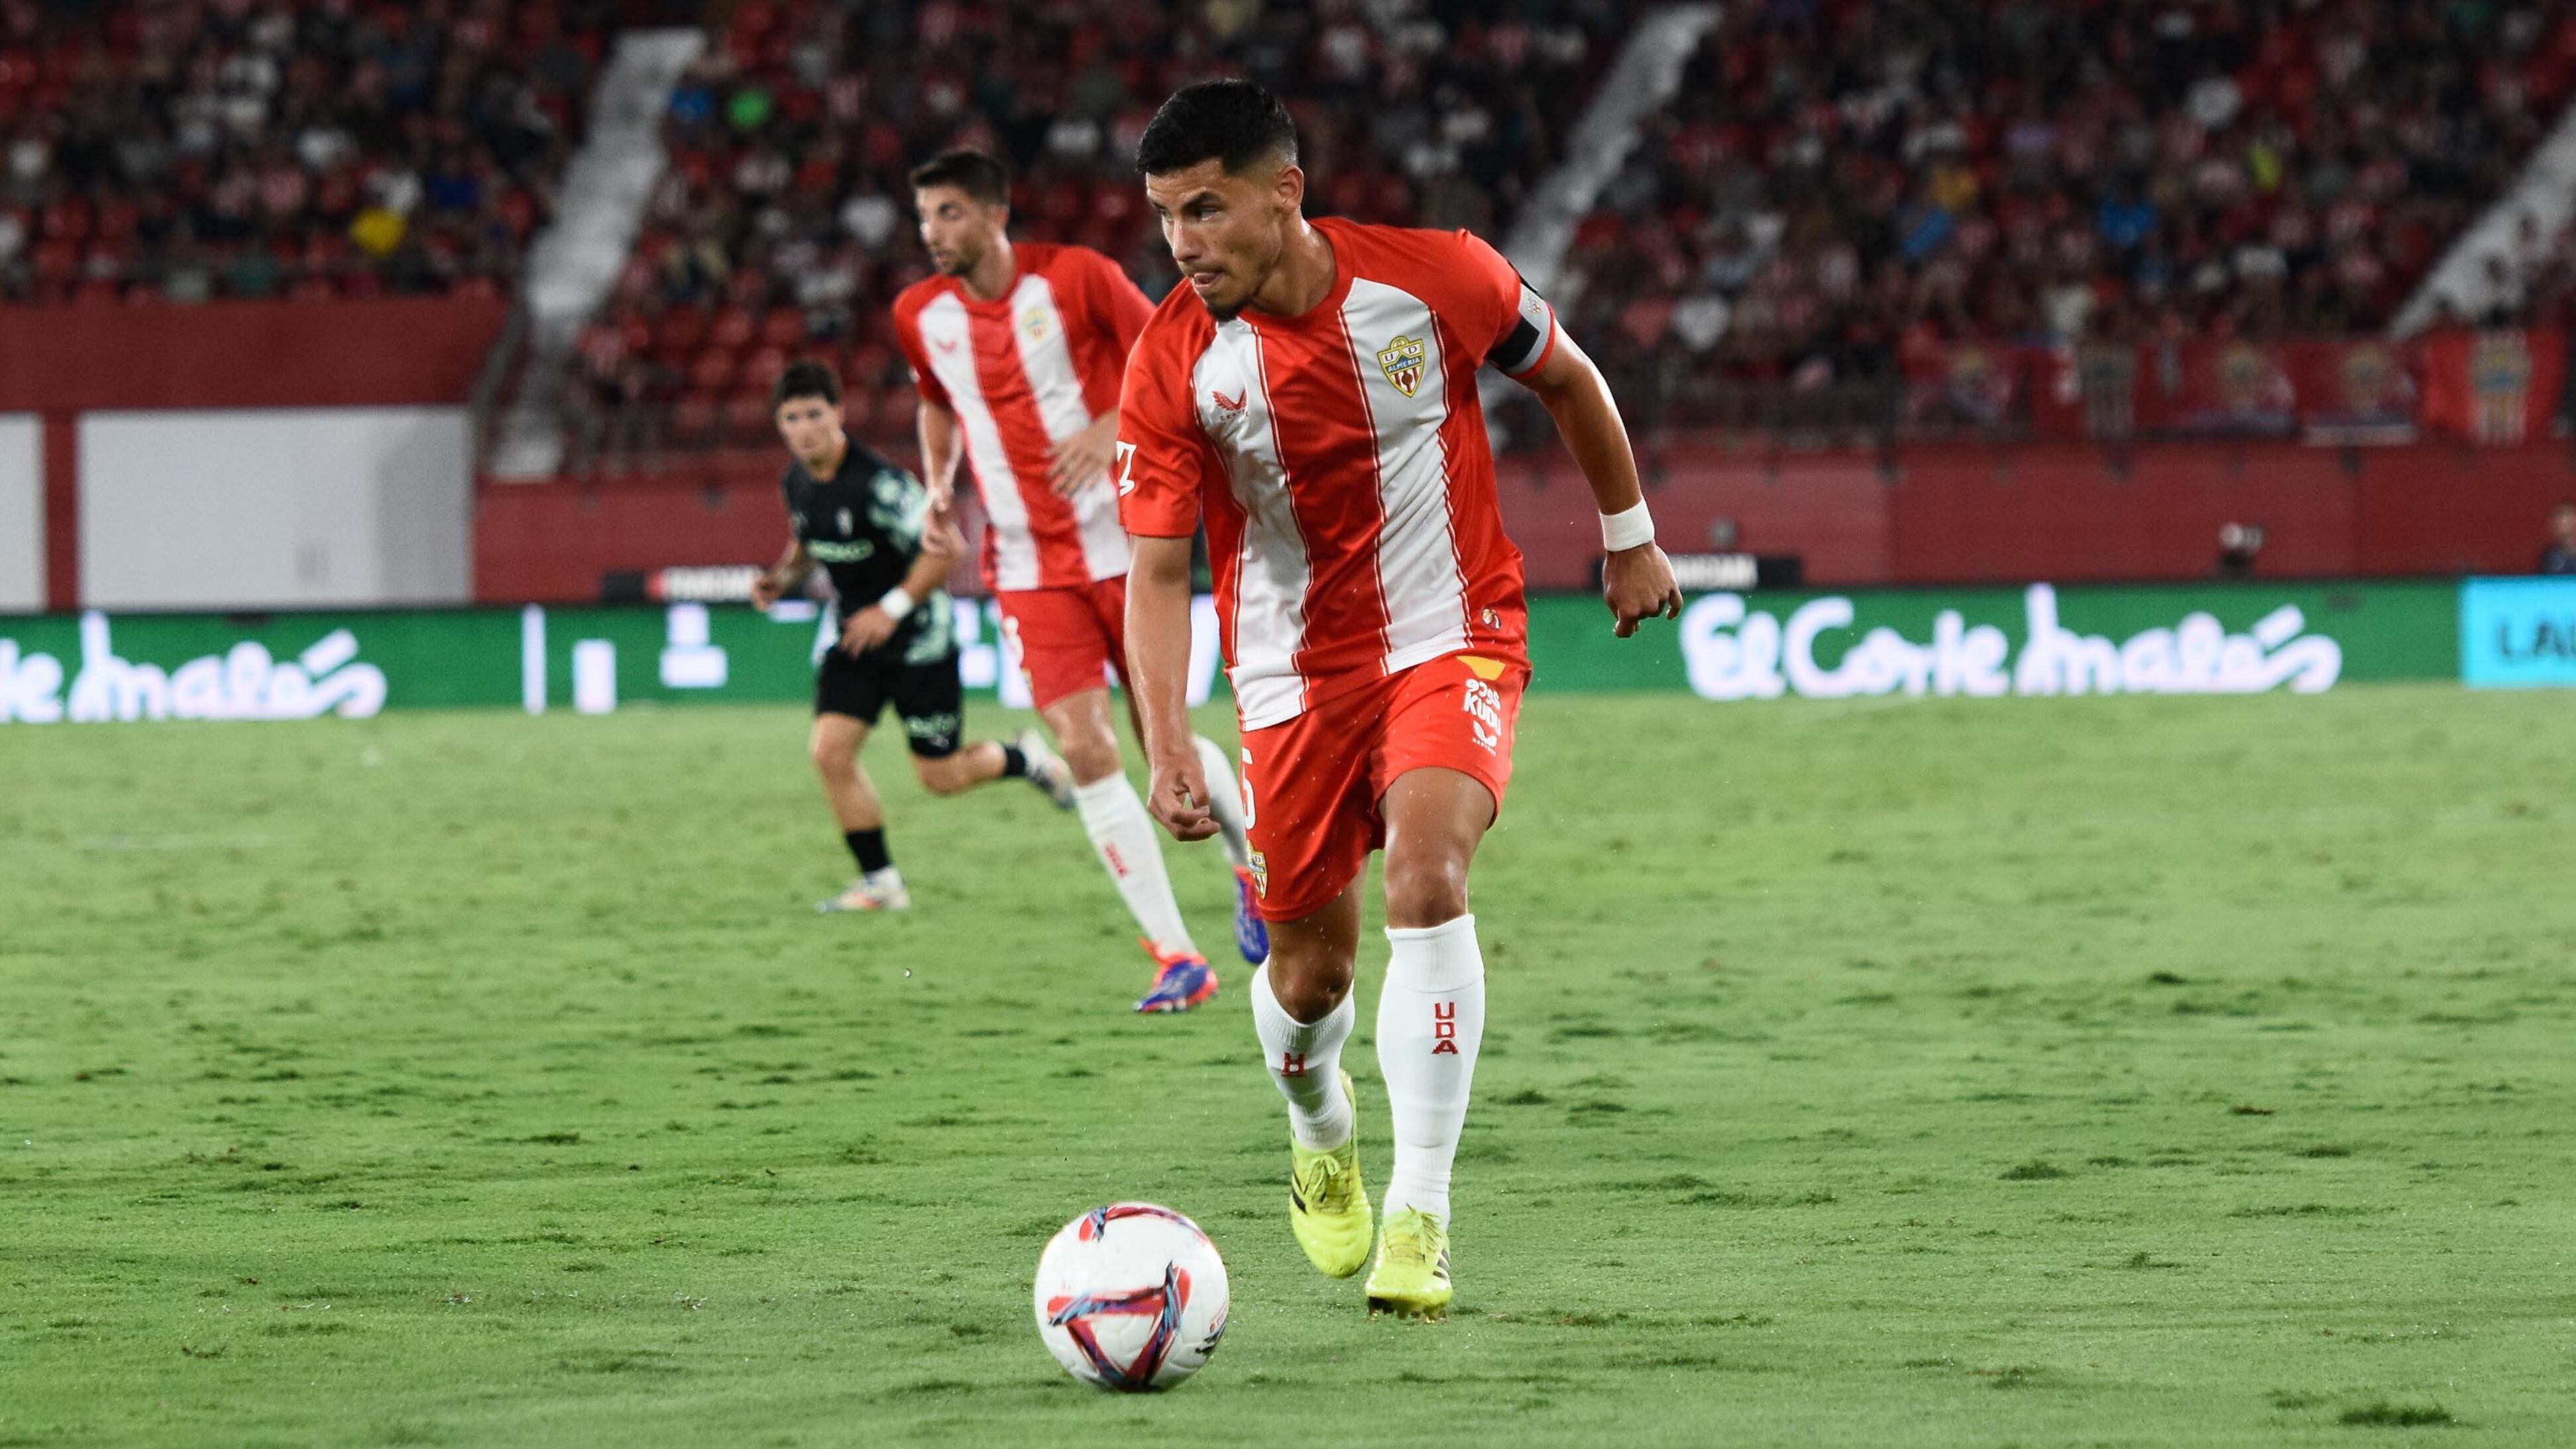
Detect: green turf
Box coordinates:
(3, 686, 2573, 1446)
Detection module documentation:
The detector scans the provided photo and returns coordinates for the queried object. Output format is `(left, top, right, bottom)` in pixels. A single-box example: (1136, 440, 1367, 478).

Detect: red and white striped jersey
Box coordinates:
(1116, 218, 1559, 730)
(891, 243, 1152, 591)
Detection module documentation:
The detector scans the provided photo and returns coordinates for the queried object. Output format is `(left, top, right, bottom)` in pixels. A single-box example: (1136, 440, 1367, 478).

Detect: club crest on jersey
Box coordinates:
(1020, 309, 1050, 343)
(1376, 334, 1428, 398)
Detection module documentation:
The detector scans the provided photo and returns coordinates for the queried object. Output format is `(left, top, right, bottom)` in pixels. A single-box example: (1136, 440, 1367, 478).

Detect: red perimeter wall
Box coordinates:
(3, 297, 509, 609)
(0, 297, 508, 411)
(478, 439, 2576, 603)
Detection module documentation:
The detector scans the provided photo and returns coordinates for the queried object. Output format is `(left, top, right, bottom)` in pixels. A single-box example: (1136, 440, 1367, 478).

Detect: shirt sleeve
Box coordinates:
(865, 463, 930, 554)
(1454, 229, 1559, 381)
(1074, 250, 1153, 419)
(1088, 250, 1154, 355)
(889, 296, 952, 410)
(1115, 326, 1220, 539)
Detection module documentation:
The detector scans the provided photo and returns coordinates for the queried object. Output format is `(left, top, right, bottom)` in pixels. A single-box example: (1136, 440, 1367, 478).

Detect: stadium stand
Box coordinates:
(562, 0, 1639, 462)
(545, 0, 2576, 462)
(1557, 1, 2576, 429)
(0, 0, 629, 304)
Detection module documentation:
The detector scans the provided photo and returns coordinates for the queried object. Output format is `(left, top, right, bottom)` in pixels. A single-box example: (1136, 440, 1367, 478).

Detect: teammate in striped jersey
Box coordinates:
(1117, 82, 1684, 1317)
(889, 149, 1263, 1013)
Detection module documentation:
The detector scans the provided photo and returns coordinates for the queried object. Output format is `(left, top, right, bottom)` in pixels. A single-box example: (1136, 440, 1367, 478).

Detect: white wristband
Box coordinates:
(1600, 500, 1655, 552)
(875, 587, 917, 622)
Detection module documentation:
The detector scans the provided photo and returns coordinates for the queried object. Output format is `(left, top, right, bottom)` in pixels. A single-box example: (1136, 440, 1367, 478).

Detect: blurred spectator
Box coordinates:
(576, 0, 1635, 456)
(2542, 501, 2576, 575)
(1558, 1, 2576, 424)
(0, 0, 616, 304)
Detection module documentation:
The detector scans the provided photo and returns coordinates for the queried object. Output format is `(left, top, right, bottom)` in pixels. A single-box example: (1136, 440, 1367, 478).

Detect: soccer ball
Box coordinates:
(1033, 1202, 1229, 1392)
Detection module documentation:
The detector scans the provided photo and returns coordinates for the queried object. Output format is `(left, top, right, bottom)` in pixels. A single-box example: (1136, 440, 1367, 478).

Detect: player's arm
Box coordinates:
(916, 399, 964, 512)
(1049, 253, 1154, 497)
(842, 538, 952, 654)
(1046, 409, 1121, 498)
(1517, 331, 1685, 638)
(1127, 534, 1217, 842)
(750, 538, 812, 610)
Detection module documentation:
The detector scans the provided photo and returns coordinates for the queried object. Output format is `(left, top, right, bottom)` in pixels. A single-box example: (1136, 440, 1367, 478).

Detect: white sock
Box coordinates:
(1072, 773, 1195, 956)
(1377, 913, 1486, 1223)
(1251, 966, 1355, 1149)
(1192, 734, 1253, 870)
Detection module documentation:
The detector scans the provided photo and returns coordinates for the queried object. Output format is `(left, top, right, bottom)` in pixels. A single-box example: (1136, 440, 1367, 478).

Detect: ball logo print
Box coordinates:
(1033, 1203, 1229, 1392)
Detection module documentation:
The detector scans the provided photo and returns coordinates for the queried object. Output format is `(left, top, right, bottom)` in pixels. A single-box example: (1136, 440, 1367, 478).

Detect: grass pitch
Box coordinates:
(3, 685, 2573, 1446)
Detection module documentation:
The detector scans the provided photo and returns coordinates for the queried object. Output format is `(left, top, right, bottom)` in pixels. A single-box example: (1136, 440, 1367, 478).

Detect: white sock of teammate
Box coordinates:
(1251, 966, 1355, 1149)
(1377, 914, 1486, 1224)
(1192, 734, 1253, 870)
(1072, 773, 1196, 958)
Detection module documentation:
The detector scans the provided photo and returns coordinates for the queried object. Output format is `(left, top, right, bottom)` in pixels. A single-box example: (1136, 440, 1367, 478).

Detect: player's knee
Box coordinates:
(1060, 730, 1121, 786)
(1382, 856, 1470, 929)
(1265, 947, 1354, 1019)
(809, 735, 853, 777)
(913, 754, 970, 795)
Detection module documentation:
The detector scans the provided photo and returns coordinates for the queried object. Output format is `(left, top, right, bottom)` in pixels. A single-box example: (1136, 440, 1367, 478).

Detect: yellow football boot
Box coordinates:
(1364, 1207, 1453, 1320)
(1287, 1069, 1372, 1278)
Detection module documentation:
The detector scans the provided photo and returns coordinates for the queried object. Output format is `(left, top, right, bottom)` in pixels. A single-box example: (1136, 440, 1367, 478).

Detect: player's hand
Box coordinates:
(840, 607, 897, 655)
(1145, 751, 1221, 842)
(1603, 542, 1685, 638)
(920, 504, 967, 560)
(750, 572, 783, 610)
(1046, 416, 1119, 498)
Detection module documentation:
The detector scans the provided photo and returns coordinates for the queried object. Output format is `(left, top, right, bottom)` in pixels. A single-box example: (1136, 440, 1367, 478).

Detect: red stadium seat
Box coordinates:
(655, 306, 708, 359)
(740, 346, 788, 394)
(669, 393, 720, 448)
(759, 307, 807, 350)
(689, 348, 740, 394)
(724, 392, 777, 447)
(709, 306, 756, 351)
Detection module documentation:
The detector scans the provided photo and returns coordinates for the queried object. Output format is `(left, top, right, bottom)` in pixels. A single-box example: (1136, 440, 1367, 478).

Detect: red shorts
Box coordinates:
(995, 576, 1127, 711)
(1237, 652, 1528, 923)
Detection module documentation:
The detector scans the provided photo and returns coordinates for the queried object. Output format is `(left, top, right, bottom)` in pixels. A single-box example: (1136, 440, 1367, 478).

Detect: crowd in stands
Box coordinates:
(1557, 0, 2576, 416)
(0, 0, 620, 304)
(568, 0, 1636, 459)
(20, 2, 2559, 451)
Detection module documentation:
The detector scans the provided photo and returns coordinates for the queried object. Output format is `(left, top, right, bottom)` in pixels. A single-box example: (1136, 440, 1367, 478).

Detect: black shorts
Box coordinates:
(814, 645, 964, 758)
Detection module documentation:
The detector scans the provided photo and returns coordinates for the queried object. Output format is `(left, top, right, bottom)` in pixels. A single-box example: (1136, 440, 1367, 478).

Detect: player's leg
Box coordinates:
(1002, 581, 1214, 1005)
(897, 646, 1072, 805)
(811, 654, 908, 913)
(1091, 576, 1262, 964)
(1044, 683, 1217, 1010)
(1362, 657, 1526, 1318)
(814, 744, 913, 911)
(1241, 707, 1378, 1278)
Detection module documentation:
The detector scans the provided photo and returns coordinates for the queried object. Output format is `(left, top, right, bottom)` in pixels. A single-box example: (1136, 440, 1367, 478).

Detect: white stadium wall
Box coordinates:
(0, 414, 41, 611)
(78, 408, 472, 610)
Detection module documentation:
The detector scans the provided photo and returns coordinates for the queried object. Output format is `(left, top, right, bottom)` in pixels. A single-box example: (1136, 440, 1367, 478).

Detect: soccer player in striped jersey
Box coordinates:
(1117, 82, 1684, 1317)
(890, 148, 1262, 1014)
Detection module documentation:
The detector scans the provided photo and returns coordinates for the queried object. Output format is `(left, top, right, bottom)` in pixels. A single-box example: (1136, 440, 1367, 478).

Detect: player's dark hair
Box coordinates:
(771, 359, 841, 408)
(908, 148, 1011, 208)
(1135, 78, 1298, 178)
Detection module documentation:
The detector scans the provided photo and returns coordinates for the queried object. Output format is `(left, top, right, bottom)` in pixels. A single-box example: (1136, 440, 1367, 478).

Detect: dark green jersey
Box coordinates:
(781, 442, 953, 662)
